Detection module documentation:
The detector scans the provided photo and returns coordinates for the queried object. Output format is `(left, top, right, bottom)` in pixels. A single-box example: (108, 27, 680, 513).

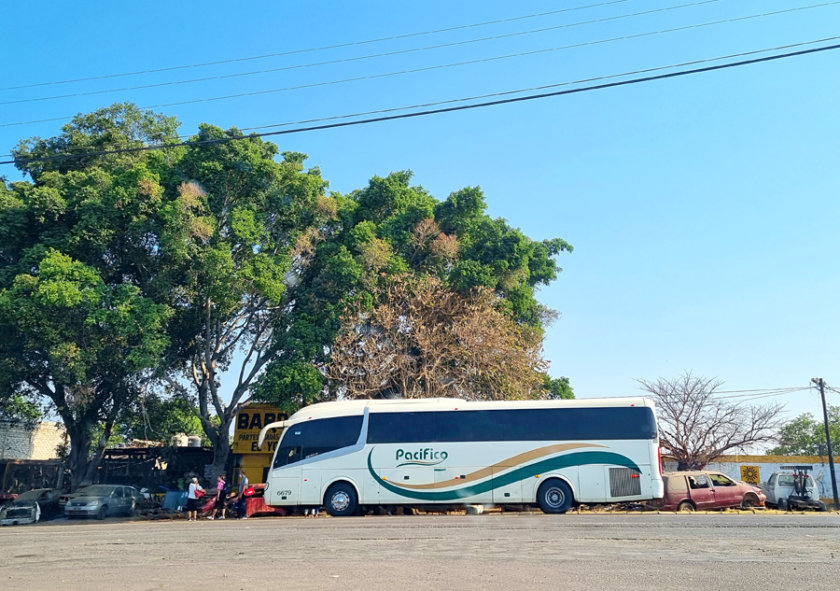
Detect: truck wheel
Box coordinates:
(677, 501, 694, 512)
(537, 479, 573, 514)
(778, 498, 788, 511)
(324, 482, 358, 517)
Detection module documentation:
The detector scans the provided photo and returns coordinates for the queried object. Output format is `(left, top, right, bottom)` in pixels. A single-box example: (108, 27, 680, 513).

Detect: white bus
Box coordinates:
(257, 397, 663, 516)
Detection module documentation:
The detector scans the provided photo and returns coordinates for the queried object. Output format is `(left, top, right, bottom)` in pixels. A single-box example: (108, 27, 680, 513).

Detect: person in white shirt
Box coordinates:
(186, 477, 204, 521)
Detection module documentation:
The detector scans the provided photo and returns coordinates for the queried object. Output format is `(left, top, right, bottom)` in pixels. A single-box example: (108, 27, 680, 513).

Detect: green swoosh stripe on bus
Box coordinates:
(367, 449, 641, 501)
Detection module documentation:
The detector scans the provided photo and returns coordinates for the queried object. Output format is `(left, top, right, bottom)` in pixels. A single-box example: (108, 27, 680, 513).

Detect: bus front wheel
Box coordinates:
(537, 479, 573, 514)
(325, 482, 358, 517)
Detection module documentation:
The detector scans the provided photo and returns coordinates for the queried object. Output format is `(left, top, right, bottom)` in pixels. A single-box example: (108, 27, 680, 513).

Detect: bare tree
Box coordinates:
(637, 372, 783, 470)
(327, 275, 548, 400)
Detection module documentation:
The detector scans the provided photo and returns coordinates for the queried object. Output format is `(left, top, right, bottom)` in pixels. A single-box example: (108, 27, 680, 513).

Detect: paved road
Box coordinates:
(2, 512, 838, 590)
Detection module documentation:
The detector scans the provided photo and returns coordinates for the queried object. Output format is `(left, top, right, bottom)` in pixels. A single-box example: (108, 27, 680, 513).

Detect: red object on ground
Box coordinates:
(199, 495, 216, 514)
(244, 495, 286, 517)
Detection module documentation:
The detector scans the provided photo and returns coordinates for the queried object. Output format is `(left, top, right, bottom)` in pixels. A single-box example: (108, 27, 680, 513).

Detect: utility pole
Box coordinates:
(812, 378, 839, 509)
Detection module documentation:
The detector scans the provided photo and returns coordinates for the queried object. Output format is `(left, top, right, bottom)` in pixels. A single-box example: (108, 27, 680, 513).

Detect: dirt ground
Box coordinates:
(2, 512, 838, 590)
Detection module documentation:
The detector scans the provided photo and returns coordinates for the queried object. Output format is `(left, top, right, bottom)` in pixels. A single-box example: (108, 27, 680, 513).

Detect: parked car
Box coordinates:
(4, 488, 61, 521)
(652, 471, 765, 511)
(0, 503, 40, 526)
(63, 484, 143, 519)
(59, 486, 91, 510)
(761, 469, 826, 511)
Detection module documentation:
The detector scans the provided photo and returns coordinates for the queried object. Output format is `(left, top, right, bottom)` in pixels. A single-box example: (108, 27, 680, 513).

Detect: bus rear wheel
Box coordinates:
(537, 479, 573, 514)
(324, 482, 358, 517)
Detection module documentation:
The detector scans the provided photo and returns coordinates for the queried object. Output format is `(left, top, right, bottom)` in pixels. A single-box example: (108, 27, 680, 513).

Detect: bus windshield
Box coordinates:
(274, 415, 363, 468)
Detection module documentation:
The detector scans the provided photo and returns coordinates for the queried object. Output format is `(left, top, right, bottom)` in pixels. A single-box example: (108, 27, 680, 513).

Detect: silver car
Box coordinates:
(63, 485, 142, 519)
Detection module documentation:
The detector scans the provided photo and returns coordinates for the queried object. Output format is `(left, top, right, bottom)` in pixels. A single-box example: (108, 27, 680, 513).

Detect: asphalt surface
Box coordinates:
(2, 511, 839, 590)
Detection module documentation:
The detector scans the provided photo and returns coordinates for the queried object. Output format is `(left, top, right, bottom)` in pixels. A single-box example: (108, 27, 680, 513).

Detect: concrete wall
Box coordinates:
(663, 454, 840, 501)
(0, 420, 66, 460)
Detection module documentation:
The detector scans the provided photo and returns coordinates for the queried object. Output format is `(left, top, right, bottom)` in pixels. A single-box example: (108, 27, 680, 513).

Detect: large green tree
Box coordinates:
(0, 249, 170, 488)
(1, 104, 179, 488)
(768, 406, 840, 456)
(3, 104, 574, 486)
(157, 125, 335, 475)
(256, 172, 572, 410)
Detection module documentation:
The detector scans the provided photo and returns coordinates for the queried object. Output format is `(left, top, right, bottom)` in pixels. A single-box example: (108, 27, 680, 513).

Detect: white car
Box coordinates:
(761, 470, 826, 511)
(0, 503, 40, 526)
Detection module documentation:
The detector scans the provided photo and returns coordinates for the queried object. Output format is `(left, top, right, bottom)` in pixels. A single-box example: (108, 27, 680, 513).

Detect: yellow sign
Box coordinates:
(740, 465, 760, 484)
(232, 404, 287, 454)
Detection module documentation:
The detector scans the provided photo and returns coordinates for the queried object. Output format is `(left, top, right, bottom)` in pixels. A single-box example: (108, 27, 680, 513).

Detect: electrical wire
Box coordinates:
(7, 33, 818, 153)
(1, 0, 729, 106)
(4, 1, 837, 128)
(2, 39, 839, 167)
(231, 36, 840, 133)
(713, 388, 810, 401)
(0, 0, 636, 92)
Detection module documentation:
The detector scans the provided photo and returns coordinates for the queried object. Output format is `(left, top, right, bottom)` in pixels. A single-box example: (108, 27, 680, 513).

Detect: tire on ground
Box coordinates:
(324, 482, 359, 517)
(536, 479, 574, 514)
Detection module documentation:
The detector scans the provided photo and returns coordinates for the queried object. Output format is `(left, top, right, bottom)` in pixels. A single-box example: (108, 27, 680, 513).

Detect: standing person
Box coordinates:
(186, 477, 204, 521)
(208, 474, 227, 520)
(236, 469, 249, 519)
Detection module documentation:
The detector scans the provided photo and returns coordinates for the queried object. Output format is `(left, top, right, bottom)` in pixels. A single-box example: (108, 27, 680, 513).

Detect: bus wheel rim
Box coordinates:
(545, 486, 566, 508)
(331, 491, 350, 511)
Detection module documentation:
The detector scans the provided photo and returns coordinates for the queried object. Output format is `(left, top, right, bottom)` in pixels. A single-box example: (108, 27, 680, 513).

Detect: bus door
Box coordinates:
(268, 429, 305, 506)
(299, 465, 322, 506)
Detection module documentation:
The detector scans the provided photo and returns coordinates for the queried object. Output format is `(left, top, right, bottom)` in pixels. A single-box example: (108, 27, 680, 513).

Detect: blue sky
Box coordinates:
(2, 0, 839, 421)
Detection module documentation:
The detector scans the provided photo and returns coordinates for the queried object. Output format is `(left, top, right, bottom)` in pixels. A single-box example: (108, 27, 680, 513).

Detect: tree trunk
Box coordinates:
(204, 416, 234, 481)
(83, 416, 116, 484)
(65, 422, 95, 491)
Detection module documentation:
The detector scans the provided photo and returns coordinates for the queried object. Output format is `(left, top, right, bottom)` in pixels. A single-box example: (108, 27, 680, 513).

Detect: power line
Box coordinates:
(0, 35, 835, 154)
(228, 36, 838, 132)
(3, 40, 839, 167)
(6, 3, 838, 130)
(714, 387, 810, 397)
(1, 0, 729, 106)
(0, 0, 635, 92)
(713, 386, 811, 402)
(5, 36, 822, 156)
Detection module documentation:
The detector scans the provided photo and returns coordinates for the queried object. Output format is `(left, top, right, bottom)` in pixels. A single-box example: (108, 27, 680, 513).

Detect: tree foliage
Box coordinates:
(2, 103, 574, 484)
(767, 406, 840, 456)
(327, 275, 549, 400)
(1, 104, 179, 488)
(638, 372, 783, 470)
(157, 126, 335, 474)
(541, 375, 575, 400)
(255, 172, 572, 409)
(0, 249, 170, 488)
(116, 394, 205, 445)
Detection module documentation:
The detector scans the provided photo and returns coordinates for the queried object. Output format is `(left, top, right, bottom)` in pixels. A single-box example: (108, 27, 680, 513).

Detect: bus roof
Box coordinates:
(285, 396, 654, 423)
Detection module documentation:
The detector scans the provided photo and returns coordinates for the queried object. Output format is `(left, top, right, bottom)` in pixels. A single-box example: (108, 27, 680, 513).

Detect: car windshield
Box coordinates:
(14, 490, 46, 501)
